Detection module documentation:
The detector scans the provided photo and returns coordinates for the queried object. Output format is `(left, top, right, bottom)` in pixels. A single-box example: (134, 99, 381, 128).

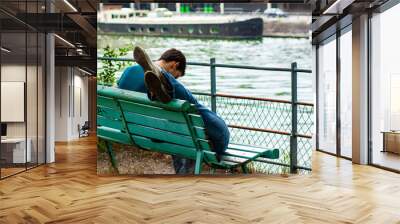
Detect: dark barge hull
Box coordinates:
(98, 18, 263, 39)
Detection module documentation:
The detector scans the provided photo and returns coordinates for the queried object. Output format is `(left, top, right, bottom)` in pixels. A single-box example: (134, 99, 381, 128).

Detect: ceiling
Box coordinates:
(0, 0, 98, 74)
(310, 0, 390, 44)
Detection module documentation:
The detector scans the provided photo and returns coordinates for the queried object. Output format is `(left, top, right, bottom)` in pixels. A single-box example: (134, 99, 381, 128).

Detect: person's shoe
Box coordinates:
(144, 71, 172, 103)
(133, 46, 160, 75)
(134, 46, 173, 103)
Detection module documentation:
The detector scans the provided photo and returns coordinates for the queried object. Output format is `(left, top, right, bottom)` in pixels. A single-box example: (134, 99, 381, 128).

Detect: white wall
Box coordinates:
(55, 66, 69, 141)
(1, 65, 26, 139)
(0, 65, 41, 138)
(72, 72, 89, 138)
(1, 63, 46, 164)
(54, 67, 89, 141)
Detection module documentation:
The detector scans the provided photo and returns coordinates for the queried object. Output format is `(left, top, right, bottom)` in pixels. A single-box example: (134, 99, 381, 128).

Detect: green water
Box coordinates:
(98, 35, 313, 102)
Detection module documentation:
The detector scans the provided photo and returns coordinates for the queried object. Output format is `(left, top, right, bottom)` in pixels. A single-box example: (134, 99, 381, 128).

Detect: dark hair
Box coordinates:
(159, 48, 186, 76)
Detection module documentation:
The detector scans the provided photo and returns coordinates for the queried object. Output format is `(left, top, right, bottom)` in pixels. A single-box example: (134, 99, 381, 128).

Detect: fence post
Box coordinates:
(290, 62, 298, 174)
(210, 58, 217, 113)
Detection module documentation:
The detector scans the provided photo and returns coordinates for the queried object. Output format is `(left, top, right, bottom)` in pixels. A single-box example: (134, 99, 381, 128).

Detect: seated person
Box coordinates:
(118, 47, 230, 174)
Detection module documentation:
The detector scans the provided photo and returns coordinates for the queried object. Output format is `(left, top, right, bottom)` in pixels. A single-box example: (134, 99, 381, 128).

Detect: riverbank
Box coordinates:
(262, 15, 310, 38)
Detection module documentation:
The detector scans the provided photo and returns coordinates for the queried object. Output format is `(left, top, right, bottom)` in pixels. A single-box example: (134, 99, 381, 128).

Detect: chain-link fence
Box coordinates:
(98, 57, 314, 174)
(194, 93, 313, 174)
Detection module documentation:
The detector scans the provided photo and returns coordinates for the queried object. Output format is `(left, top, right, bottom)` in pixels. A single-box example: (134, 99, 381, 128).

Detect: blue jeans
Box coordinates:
(156, 70, 230, 174)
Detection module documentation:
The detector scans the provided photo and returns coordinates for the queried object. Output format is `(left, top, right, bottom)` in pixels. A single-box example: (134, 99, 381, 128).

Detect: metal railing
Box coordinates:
(98, 56, 314, 174)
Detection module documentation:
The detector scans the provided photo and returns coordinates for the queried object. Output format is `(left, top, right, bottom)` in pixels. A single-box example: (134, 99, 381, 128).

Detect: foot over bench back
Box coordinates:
(97, 85, 279, 174)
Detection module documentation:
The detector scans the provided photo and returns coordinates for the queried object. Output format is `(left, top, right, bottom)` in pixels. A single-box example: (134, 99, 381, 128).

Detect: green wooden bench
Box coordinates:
(97, 85, 279, 174)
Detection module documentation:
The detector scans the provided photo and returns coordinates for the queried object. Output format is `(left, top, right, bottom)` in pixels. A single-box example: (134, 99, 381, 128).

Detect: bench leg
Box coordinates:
(194, 151, 204, 175)
(105, 141, 118, 173)
(241, 163, 249, 174)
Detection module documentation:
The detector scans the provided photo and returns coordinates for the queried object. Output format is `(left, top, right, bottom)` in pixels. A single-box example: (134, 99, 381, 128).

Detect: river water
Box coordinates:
(98, 35, 313, 102)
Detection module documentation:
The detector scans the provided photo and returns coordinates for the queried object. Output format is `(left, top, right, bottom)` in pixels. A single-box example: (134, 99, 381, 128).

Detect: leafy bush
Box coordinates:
(98, 45, 133, 85)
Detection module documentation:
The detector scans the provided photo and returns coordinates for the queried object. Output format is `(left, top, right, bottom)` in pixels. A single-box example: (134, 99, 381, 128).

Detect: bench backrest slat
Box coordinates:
(124, 111, 191, 136)
(132, 135, 198, 159)
(98, 96, 119, 110)
(98, 126, 132, 145)
(98, 106, 122, 120)
(124, 111, 211, 150)
(127, 123, 196, 148)
(120, 100, 187, 123)
(97, 115, 124, 131)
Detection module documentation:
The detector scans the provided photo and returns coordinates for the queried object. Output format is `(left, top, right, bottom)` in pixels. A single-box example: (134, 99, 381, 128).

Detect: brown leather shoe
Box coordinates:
(144, 71, 172, 103)
(133, 46, 160, 76)
(134, 46, 173, 103)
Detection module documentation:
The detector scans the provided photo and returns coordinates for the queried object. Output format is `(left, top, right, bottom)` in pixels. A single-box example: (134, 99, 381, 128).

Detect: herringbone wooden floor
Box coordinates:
(1, 136, 400, 224)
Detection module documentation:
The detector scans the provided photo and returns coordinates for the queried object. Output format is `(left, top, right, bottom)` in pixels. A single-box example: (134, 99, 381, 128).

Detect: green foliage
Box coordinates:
(98, 45, 133, 85)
